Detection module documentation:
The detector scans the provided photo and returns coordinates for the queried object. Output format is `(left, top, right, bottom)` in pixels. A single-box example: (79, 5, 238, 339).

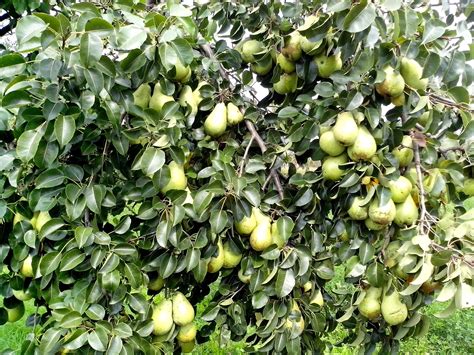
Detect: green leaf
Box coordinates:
(88, 328, 108, 352)
(16, 15, 48, 44)
(39, 328, 63, 354)
(60, 311, 83, 328)
(0, 54, 26, 78)
(169, 4, 193, 17)
(366, 262, 385, 287)
(141, 148, 165, 176)
(2, 90, 32, 108)
(115, 25, 147, 51)
(275, 268, 295, 298)
(343, 4, 376, 33)
(85, 185, 105, 214)
(448, 86, 470, 104)
(36, 168, 65, 189)
(75, 226, 93, 248)
(60, 249, 86, 272)
(85, 18, 114, 37)
(421, 19, 446, 44)
(210, 210, 228, 234)
(84, 68, 104, 95)
(120, 49, 147, 73)
(170, 38, 194, 65)
(39, 251, 62, 276)
(80, 33, 102, 68)
(54, 115, 76, 147)
(17, 128, 45, 162)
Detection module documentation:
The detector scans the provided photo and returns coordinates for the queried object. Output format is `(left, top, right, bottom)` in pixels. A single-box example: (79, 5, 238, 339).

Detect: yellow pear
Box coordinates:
(389, 176, 413, 203)
(149, 83, 174, 112)
(282, 32, 302, 61)
(238, 268, 252, 284)
(133, 84, 151, 109)
(234, 211, 257, 235)
(204, 102, 227, 137)
(322, 154, 347, 181)
(179, 340, 195, 353)
(392, 135, 414, 167)
(271, 222, 285, 249)
(365, 218, 386, 231)
(20, 255, 34, 278)
(391, 94, 405, 106)
(314, 53, 342, 78)
(285, 301, 305, 338)
(32, 211, 51, 232)
(240, 40, 265, 63)
(179, 85, 198, 117)
(347, 127, 377, 161)
(207, 239, 225, 273)
(173, 59, 191, 83)
(192, 81, 207, 105)
(226, 102, 244, 126)
(464, 178, 474, 196)
(276, 53, 296, 73)
(394, 194, 419, 226)
(172, 292, 195, 326)
(400, 57, 428, 91)
(358, 287, 382, 320)
(252, 208, 271, 225)
(348, 197, 368, 221)
(375, 66, 405, 97)
(12, 289, 32, 301)
(177, 323, 197, 343)
(273, 72, 298, 95)
(13, 213, 26, 225)
(319, 130, 345, 156)
(161, 162, 187, 193)
(333, 112, 358, 146)
(381, 289, 408, 326)
(148, 276, 164, 291)
(368, 198, 396, 225)
(250, 222, 272, 251)
(223, 241, 242, 268)
(385, 240, 402, 268)
(152, 299, 174, 335)
(310, 289, 324, 306)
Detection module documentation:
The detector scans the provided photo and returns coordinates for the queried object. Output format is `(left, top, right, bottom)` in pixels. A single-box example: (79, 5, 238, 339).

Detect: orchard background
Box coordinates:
(0, 0, 473, 354)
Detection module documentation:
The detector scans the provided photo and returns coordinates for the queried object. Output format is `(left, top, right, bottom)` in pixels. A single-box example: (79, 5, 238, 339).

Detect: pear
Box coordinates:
(223, 241, 242, 268)
(276, 53, 296, 73)
(12, 289, 32, 301)
(358, 287, 382, 320)
(152, 299, 174, 335)
(234, 211, 257, 235)
(310, 289, 324, 306)
(238, 268, 252, 284)
(177, 323, 197, 343)
(5, 302, 25, 323)
(392, 135, 414, 167)
(282, 32, 302, 61)
(347, 126, 377, 161)
(375, 66, 405, 97)
(252, 208, 271, 225)
(273, 73, 298, 94)
(419, 111, 430, 126)
(226, 102, 244, 126)
(464, 178, 474, 196)
(251, 60, 273, 75)
(148, 276, 165, 291)
(20, 255, 34, 278)
(322, 154, 347, 181)
(389, 176, 413, 203)
(250, 221, 272, 251)
(303, 282, 312, 293)
(300, 36, 322, 55)
(314, 53, 342, 78)
(204, 102, 227, 137)
(149, 83, 174, 112)
(381, 289, 408, 326)
(161, 162, 187, 193)
(385, 241, 402, 268)
(179, 85, 198, 117)
(333, 112, 358, 146)
(172, 292, 195, 326)
(394, 195, 419, 226)
(348, 197, 368, 220)
(368, 198, 396, 225)
(173, 59, 191, 82)
(400, 57, 428, 91)
(391, 94, 405, 107)
(192, 81, 207, 105)
(365, 218, 386, 231)
(319, 130, 345, 156)
(133, 84, 151, 109)
(13, 213, 26, 225)
(179, 340, 195, 353)
(240, 40, 264, 63)
(285, 301, 305, 338)
(271, 222, 285, 249)
(207, 239, 224, 273)
(32, 211, 51, 232)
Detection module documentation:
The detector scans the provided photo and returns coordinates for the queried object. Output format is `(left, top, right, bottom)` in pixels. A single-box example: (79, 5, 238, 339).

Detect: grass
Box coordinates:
(0, 299, 35, 353)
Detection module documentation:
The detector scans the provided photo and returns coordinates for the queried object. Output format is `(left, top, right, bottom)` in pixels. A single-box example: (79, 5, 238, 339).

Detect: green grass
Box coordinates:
(0, 299, 35, 353)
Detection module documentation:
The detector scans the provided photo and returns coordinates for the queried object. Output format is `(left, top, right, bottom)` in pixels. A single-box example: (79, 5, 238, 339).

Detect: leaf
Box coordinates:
(276, 268, 295, 298)
(84, 68, 104, 95)
(39, 328, 63, 354)
(16, 128, 44, 162)
(115, 25, 147, 50)
(80, 33, 102, 68)
(85, 184, 105, 214)
(36, 168, 65, 189)
(39, 251, 62, 276)
(0, 54, 26, 78)
(75, 226, 93, 248)
(2, 90, 32, 108)
(421, 19, 446, 44)
(85, 18, 114, 37)
(141, 148, 165, 176)
(16, 15, 48, 44)
(366, 262, 385, 287)
(54, 115, 76, 147)
(60, 249, 86, 272)
(120, 49, 147, 73)
(210, 210, 228, 234)
(60, 311, 83, 328)
(343, 3, 376, 33)
(88, 328, 108, 352)
(169, 4, 193, 17)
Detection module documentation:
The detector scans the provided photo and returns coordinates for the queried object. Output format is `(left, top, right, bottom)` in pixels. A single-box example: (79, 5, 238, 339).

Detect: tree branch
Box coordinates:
(429, 93, 474, 113)
(411, 131, 429, 235)
(0, 22, 13, 37)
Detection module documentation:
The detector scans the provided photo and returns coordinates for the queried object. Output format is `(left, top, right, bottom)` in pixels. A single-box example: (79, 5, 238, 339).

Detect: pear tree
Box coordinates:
(0, 0, 473, 354)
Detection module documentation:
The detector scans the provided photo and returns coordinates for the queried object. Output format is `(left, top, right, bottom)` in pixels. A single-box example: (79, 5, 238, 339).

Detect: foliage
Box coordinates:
(0, 0, 473, 353)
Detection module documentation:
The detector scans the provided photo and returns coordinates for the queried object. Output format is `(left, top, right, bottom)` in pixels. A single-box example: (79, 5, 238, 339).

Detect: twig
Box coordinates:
(439, 146, 465, 158)
(200, 44, 228, 79)
(429, 93, 473, 113)
(238, 136, 254, 177)
(411, 131, 429, 235)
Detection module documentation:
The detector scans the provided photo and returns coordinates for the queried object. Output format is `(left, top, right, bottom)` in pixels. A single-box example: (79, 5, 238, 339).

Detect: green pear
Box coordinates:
(394, 195, 419, 226)
(177, 323, 197, 343)
(314, 53, 342, 78)
(285, 301, 305, 338)
(282, 32, 302, 61)
(375, 66, 405, 97)
(148, 276, 165, 291)
(5, 302, 25, 323)
(347, 126, 377, 161)
(173, 59, 191, 82)
(381, 289, 408, 326)
(238, 268, 252, 284)
(226, 102, 244, 126)
(368, 198, 396, 225)
(250, 221, 272, 251)
(348, 197, 368, 220)
(419, 111, 430, 126)
(223, 241, 242, 268)
(20, 255, 34, 278)
(389, 176, 413, 203)
(251, 60, 273, 75)
(276, 53, 296, 73)
(192, 80, 207, 105)
(385, 241, 402, 268)
(365, 218, 386, 231)
(161, 162, 187, 193)
(240, 40, 265, 63)
(207, 239, 224, 273)
(464, 178, 474, 196)
(133, 84, 151, 109)
(322, 154, 347, 181)
(179, 85, 198, 116)
(319, 130, 345, 156)
(400, 57, 428, 91)
(391, 93, 405, 106)
(273, 73, 298, 94)
(149, 83, 174, 112)
(204, 102, 227, 137)
(152, 299, 174, 335)
(392, 135, 414, 167)
(299, 36, 322, 55)
(32, 211, 51, 232)
(252, 208, 271, 225)
(234, 211, 257, 235)
(333, 112, 358, 146)
(12, 289, 32, 301)
(179, 340, 195, 353)
(172, 292, 195, 326)
(358, 287, 382, 320)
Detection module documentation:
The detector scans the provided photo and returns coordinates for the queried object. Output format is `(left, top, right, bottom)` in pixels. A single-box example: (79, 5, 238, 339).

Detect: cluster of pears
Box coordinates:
(375, 57, 428, 106)
(320, 111, 377, 181)
(203, 101, 244, 138)
(358, 286, 408, 326)
(207, 238, 243, 273)
(152, 292, 197, 353)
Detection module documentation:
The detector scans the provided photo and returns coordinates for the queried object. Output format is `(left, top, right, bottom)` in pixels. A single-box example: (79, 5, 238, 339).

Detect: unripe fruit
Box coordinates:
(300, 36, 322, 54)
(177, 323, 197, 343)
(389, 176, 413, 203)
(250, 222, 272, 251)
(5, 302, 25, 323)
(204, 102, 227, 137)
(368, 198, 396, 225)
(172, 292, 195, 326)
(226, 102, 244, 126)
(179, 340, 195, 353)
(32, 211, 51, 232)
(358, 287, 382, 320)
(133, 84, 151, 109)
(152, 299, 174, 335)
(464, 178, 474, 196)
(173, 59, 191, 82)
(273, 73, 298, 94)
(392, 136, 414, 167)
(285, 301, 305, 338)
(348, 197, 368, 220)
(319, 130, 345, 156)
(20, 255, 34, 278)
(365, 218, 386, 231)
(375, 66, 405, 97)
(333, 112, 358, 146)
(310, 289, 324, 306)
(251, 60, 273, 75)
(400, 57, 428, 91)
(223, 241, 242, 268)
(315, 53, 342, 78)
(282, 32, 302, 61)
(234, 211, 257, 235)
(394, 194, 419, 226)
(148, 276, 165, 291)
(207, 239, 224, 273)
(322, 154, 347, 181)
(149, 83, 174, 112)
(238, 268, 252, 284)
(391, 94, 405, 106)
(347, 126, 377, 161)
(381, 289, 408, 326)
(161, 162, 187, 193)
(276, 53, 296, 73)
(240, 40, 264, 63)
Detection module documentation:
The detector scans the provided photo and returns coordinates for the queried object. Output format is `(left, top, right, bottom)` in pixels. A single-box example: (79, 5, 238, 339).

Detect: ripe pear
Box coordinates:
(238, 268, 252, 284)
(285, 301, 305, 338)
(149, 83, 174, 112)
(152, 299, 174, 335)
(400, 57, 428, 91)
(204, 102, 227, 137)
(172, 292, 195, 326)
(271, 222, 285, 249)
(32, 211, 51, 232)
(161, 162, 187, 193)
(322, 154, 347, 181)
(133, 84, 151, 109)
(347, 126, 377, 161)
(392, 135, 414, 167)
(394, 195, 419, 226)
(179, 85, 198, 117)
(375, 66, 405, 97)
(391, 94, 405, 107)
(240, 40, 264, 63)
(177, 323, 197, 343)
(252, 208, 271, 225)
(282, 32, 302, 61)
(173, 59, 191, 82)
(148, 276, 165, 291)
(207, 239, 225, 273)
(20, 255, 34, 278)
(319, 130, 345, 156)
(251, 60, 273, 75)
(223, 241, 242, 268)
(368, 198, 396, 225)
(300, 36, 322, 55)
(234, 211, 257, 235)
(310, 289, 324, 306)
(365, 218, 386, 231)
(358, 287, 382, 320)
(226, 102, 244, 126)
(273, 73, 298, 94)
(276, 53, 296, 73)
(314, 53, 342, 78)
(381, 289, 408, 326)
(348, 197, 368, 220)
(179, 340, 195, 353)
(250, 221, 272, 251)
(389, 176, 413, 203)
(333, 112, 358, 146)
